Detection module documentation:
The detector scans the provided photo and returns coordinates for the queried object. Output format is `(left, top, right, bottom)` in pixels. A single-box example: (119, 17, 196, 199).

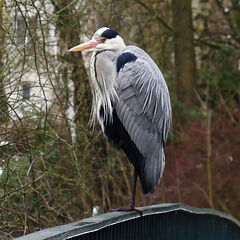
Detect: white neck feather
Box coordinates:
(89, 51, 118, 127)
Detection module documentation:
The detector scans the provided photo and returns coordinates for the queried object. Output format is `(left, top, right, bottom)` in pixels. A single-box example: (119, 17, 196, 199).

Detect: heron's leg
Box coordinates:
(109, 169, 143, 216)
(129, 168, 138, 208)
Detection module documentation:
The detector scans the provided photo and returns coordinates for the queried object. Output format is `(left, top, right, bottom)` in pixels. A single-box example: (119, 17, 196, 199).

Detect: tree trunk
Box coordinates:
(172, 0, 197, 107)
(231, 0, 240, 42)
(51, 0, 89, 137)
(0, 0, 8, 123)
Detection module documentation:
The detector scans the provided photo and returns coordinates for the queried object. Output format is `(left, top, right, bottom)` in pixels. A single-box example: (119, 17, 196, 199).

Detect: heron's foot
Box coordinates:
(109, 206, 143, 217)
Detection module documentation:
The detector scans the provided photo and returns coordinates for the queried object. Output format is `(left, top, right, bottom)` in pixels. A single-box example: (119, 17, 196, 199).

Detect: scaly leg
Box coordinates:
(109, 169, 143, 216)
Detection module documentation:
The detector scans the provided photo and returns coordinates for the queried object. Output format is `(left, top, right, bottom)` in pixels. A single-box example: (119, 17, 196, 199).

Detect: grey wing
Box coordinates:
(115, 53, 171, 193)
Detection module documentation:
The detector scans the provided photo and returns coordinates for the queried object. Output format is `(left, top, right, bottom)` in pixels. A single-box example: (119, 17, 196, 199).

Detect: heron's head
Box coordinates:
(68, 27, 126, 53)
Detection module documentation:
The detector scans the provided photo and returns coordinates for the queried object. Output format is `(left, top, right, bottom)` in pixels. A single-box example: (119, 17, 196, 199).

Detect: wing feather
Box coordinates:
(115, 46, 171, 193)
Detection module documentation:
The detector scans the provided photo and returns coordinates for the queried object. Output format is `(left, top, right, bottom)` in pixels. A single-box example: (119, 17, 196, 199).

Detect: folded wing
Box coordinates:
(115, 47, 171, 193)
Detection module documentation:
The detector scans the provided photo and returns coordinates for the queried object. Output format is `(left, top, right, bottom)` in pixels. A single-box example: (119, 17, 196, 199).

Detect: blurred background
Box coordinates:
(0, 0, 239, 238)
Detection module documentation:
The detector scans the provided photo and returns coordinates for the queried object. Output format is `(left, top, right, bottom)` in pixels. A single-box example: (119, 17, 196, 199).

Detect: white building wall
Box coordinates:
(3, 0, 76, 142)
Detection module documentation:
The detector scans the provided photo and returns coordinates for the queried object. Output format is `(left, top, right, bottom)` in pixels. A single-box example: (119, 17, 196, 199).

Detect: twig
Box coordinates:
(135, 0, 174, 33)
(0, 174, 45, 199)
(206, 109, 214, 208)
(28, 185, 67, 219)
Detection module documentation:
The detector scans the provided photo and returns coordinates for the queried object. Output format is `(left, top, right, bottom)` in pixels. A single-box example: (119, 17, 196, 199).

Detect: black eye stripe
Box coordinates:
(101, 29, 119, 39)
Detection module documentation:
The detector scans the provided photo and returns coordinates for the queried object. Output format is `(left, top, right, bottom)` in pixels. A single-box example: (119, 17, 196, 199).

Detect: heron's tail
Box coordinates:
(139, 147, 165, 194)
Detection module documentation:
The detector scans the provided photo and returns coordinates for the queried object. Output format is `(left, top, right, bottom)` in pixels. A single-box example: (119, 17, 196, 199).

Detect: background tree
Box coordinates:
(0, 0, 8, 123)
(172, 0, 198, 108)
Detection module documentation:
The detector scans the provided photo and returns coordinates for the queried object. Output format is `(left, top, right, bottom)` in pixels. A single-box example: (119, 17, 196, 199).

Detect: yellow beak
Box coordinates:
(68, 39, 102, 52)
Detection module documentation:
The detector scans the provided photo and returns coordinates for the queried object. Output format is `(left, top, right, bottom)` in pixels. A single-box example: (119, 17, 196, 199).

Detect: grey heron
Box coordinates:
(69, 27, 171, 216)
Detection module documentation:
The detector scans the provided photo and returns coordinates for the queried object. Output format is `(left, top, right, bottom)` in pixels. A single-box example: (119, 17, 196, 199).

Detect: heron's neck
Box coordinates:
(89, 51, 118, 126)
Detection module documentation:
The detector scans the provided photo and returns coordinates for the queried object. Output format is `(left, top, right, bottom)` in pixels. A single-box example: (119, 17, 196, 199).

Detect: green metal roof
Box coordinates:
(14, 203, 240, 240)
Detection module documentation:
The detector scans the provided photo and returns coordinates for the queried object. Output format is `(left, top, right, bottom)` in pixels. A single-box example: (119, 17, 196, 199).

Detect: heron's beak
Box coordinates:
(68, 39, 102, 52)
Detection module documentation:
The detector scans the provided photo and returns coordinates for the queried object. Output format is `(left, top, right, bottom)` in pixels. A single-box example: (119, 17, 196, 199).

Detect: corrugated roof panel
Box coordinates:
(15, 204, 240, 240)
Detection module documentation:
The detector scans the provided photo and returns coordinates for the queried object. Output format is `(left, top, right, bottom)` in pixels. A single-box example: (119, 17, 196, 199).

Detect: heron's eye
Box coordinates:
(101, 37, 107, 43)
